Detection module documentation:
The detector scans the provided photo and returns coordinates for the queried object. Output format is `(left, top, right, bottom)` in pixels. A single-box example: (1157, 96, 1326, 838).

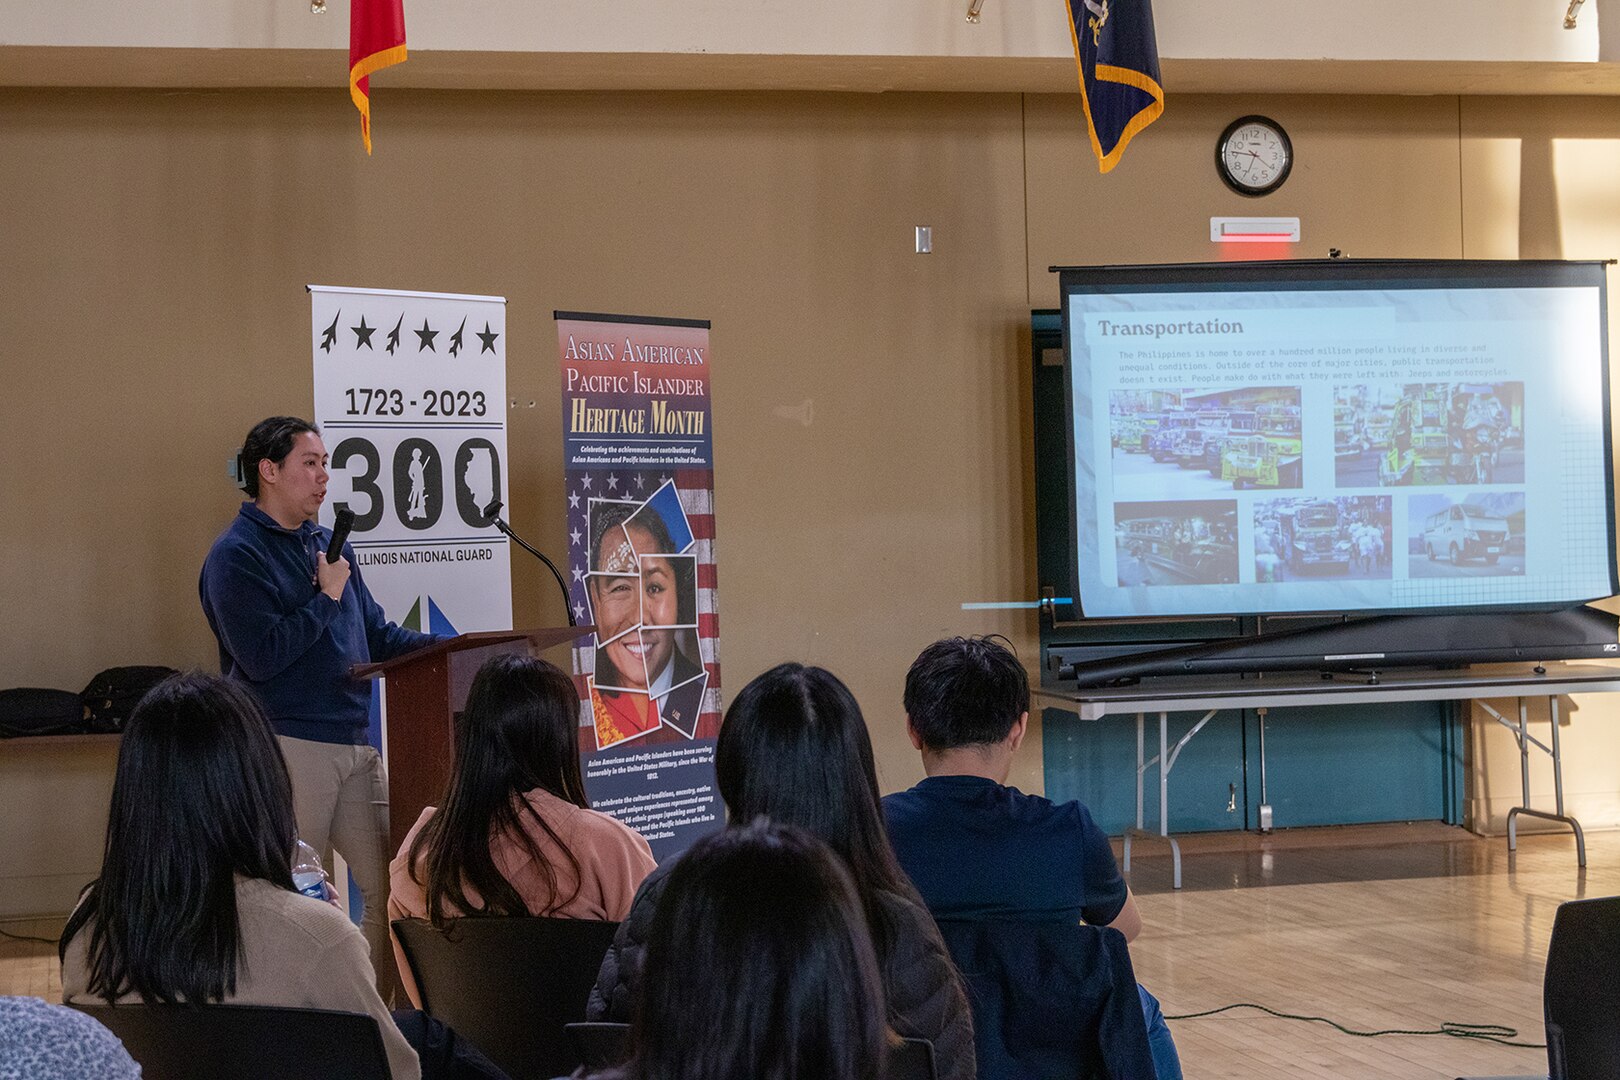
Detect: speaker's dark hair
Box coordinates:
(239, 416, 318, 497)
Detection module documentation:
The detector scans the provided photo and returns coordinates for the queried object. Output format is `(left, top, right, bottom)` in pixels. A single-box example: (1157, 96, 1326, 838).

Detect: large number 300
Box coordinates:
(330, 436, 503, 532)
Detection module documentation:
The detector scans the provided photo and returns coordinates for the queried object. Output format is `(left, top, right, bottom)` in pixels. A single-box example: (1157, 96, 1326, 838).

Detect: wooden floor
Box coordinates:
(4, 822, 1611, 1078)
(1121, 822, 1614, 1079)
(0, 913, 65, 1002)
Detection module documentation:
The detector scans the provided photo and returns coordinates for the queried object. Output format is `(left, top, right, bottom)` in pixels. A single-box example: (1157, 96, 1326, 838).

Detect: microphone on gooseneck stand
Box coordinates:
(326, 508, 356, 564)
(482, 499, 577, 627)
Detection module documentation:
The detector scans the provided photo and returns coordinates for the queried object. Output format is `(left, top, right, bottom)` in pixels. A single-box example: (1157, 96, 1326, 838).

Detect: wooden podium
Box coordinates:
(353, 627, 592, 851)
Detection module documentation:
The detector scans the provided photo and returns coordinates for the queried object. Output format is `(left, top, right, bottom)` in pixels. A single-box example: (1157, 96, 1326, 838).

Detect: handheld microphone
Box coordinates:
(481, 499, 577, 627)
(326, 508, 355, 564)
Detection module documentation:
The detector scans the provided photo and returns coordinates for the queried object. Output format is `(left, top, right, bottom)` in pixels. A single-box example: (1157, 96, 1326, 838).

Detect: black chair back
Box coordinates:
(889, 1035, 939, 1080)
(567, 1021, 630, 1068)
(1545, 895, 1620, 1080)
(68, 1002, 391, 1080)
(566, 1021, 937, 1079)
(393, 915, 619, 1080)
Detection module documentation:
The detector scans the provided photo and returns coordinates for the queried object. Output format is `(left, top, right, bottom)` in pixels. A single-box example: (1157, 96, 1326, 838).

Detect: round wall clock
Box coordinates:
(1216, 115, 1293, 197)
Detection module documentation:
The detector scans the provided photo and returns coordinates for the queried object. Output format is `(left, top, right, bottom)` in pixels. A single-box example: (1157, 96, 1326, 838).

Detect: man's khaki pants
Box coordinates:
(277, 735, 398, 1003)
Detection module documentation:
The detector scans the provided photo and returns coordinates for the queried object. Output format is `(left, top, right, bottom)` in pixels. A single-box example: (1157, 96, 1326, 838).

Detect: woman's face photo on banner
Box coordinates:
(640, 551, 703, 696)
(640, 552, 698, 629)
(585, 491, 701, 748)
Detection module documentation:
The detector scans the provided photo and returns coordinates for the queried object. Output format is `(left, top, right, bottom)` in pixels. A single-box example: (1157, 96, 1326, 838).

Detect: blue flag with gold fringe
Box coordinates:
(1066, 0, 1164, 173)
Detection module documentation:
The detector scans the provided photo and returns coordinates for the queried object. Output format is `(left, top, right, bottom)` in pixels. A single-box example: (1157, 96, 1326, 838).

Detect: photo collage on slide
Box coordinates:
(1107, 382, 1526, 589)
(1333, 382, 1526, 581)
(1108, 386, 1298, 589)
(584, 479, 709, 751)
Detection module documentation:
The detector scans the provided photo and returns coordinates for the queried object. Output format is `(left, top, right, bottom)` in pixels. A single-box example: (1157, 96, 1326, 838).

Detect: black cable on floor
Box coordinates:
(0, 926, 59, 945)
(1164, 1002, 1545, 1048)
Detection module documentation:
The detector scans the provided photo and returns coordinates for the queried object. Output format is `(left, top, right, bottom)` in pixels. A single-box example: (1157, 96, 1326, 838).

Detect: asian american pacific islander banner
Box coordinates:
(555, 311, 721, 861)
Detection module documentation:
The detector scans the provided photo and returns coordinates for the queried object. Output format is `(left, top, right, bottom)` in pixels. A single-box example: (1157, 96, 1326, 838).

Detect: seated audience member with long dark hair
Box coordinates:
(59, 672, 507, 1080)
(390, 653, 655, 1007)
(576, 820, 886, 1080)
(589, 663, 975, 1080)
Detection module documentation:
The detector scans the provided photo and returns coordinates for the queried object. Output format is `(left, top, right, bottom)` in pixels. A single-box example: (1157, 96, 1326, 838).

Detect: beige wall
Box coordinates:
(0, 87, 1036, 914)
(1024, 93, 1466, 303)
(4, 86, 1619, 914)
(1460, 97, 1620, 834)
(0, 741, 120, 916)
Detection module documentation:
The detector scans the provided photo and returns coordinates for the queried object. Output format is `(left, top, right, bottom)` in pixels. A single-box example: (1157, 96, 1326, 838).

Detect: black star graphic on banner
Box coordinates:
(352, 316, 375, 350)
(414, 319, 438, 352)
(448, 317, 466, 357)
(320, 310, 341, 353)
(477, 322, 500, 354)
(385, 314, 403, 355)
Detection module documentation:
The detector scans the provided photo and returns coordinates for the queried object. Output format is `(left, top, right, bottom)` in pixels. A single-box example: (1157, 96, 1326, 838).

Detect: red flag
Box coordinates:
(350, 0, 407, 154)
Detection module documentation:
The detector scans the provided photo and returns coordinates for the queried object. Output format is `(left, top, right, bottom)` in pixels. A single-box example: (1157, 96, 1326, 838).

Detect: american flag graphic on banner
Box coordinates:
(555, 312, 722, 861)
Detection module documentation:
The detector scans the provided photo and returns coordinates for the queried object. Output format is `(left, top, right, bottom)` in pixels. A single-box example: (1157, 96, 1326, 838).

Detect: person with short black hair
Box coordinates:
(589, 663, 975, 1080)
(577, 820, 888, 1080)
(236, 416, 320, 501)
(901, 634, 1033, 750)
(199, 415, 441, 1000)
(885, 636, 1183, 1080)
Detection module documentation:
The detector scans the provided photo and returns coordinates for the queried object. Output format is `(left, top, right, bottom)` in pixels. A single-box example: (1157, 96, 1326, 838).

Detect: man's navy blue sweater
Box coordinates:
(199, 502, 437, 744)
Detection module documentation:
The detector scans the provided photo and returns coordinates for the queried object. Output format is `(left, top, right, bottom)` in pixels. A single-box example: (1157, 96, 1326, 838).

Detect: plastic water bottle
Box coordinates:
(292, 840, 330, 901)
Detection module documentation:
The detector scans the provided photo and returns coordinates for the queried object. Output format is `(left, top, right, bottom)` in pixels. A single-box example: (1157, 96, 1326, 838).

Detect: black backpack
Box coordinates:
(0, 688, 88, 737)
(81, 666, 177, 733)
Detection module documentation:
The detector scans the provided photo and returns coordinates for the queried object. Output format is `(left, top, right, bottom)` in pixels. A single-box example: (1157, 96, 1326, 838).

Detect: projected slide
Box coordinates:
(1065, 270, 1613, 617)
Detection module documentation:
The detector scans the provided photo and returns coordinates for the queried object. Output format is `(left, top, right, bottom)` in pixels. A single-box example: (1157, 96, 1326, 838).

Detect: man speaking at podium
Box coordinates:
(199, 416, 439, 999)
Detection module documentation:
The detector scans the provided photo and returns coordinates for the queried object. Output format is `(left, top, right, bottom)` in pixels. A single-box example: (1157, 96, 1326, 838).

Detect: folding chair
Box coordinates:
(393, 915, 618, 1080)
(69, 1002, 391, 1080)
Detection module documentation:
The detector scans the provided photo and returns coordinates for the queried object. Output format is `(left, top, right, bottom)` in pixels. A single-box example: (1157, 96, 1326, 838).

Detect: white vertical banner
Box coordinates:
(309, 285, 512, 638)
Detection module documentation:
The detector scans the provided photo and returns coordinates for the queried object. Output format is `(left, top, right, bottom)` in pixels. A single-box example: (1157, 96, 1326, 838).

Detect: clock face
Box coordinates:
(1217, 116, 1292, 196)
